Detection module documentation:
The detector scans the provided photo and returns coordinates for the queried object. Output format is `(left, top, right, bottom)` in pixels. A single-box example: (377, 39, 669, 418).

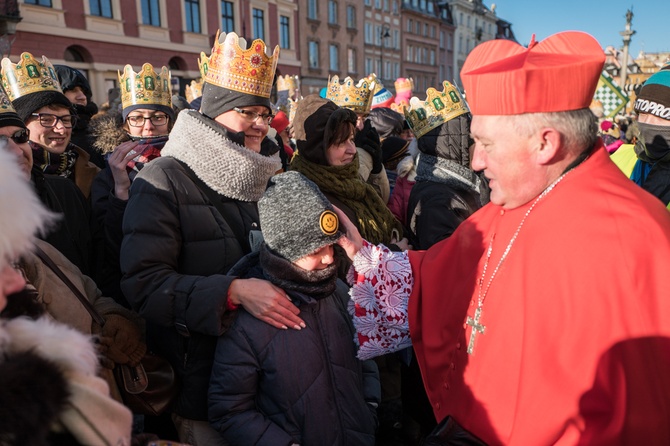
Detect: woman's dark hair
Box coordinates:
(327, 120, 355, 148)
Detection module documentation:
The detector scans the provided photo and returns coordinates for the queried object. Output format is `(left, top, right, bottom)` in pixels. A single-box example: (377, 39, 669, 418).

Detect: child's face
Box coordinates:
(293, 244, 335, 271)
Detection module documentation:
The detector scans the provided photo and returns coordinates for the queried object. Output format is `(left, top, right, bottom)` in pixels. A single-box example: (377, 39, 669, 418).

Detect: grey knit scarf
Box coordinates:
(161, 109, 281, 202)
(415, 153, 480, 193)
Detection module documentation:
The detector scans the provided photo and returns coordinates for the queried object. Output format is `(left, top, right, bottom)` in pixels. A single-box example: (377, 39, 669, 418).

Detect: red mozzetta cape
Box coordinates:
(408, 146, 670, 445)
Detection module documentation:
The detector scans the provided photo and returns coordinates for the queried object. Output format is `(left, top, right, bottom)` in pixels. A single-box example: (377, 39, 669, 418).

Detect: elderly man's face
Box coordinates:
(470, 115, 547, 209)
(0, 126, 32, 179)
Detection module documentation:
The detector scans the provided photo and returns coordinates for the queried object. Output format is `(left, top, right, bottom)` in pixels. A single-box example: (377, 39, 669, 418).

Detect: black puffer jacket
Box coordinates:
(209, 251, 379, 446)
(120, 155, 259, 420)
(406, 115, 484, 250)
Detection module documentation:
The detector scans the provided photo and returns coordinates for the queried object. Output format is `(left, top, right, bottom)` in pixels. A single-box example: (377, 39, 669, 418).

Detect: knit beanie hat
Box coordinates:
(382, 136, 410, 171)
(634, 62, 670, 121)
(54, 65, 93, 101)
(369, 107, 404, 140)
(200, 82, 271, 118)
(292, 94, 357, 166)
(418, 113, 472, 167)
(259, 171, 342, 262)
(12, 91, 72, 122)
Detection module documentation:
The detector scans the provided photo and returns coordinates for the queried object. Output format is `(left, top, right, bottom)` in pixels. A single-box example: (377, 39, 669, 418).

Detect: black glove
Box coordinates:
(355, 119, 383, 174)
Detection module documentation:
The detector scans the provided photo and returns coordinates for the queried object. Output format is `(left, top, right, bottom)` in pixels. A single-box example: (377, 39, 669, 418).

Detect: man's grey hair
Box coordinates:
(509, 108, 599, 154)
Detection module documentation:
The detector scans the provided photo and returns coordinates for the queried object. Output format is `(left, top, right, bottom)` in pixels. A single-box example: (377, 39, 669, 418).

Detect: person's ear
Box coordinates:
(535, 127, 562, 165)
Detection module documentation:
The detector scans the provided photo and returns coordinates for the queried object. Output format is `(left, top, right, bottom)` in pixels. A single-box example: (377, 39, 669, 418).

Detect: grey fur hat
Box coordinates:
(259, 171, 342, 262)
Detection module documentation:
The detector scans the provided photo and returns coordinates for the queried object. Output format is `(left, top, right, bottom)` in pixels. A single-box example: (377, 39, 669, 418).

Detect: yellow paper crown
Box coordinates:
(366, 73, 385, 95)
(118, 63, 172, 110)
(395, 77, 414, 95)
(205, 30, 279, 98)
(0, 52, 63, 102)
(0, 87, 17, 114)
(277, 74, 298, 92)
(185, 79, 203, 103)
(326, 75, 376, 114)
(288, 97, 300, 123)
(404, 81, 470, 138)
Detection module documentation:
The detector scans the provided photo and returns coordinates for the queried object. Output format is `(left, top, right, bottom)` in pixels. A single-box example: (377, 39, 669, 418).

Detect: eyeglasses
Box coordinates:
(0, 128, 30, 145)
(30, 113, 77, 129)
(127, 113, 169, 127)
(233, 107, 273, 124)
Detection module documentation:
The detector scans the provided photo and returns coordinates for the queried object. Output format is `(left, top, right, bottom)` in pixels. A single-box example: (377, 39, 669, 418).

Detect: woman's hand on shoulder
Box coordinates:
(109, 140, 140, 201)
(228, 278, 305, 330)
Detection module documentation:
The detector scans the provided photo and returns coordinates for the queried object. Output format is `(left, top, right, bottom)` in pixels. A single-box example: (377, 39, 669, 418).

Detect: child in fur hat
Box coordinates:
(209, 171, 380, 446)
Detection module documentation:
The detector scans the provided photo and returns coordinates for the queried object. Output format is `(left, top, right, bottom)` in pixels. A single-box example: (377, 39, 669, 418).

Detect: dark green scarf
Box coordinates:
(291, 151, 402, 245)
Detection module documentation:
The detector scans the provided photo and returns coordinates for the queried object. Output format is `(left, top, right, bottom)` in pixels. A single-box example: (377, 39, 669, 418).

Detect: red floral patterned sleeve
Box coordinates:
(348, 241, 414, 360)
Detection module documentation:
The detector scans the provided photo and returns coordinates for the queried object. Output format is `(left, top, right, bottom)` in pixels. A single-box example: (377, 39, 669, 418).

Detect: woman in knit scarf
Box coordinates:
(290, 95, 403, 246)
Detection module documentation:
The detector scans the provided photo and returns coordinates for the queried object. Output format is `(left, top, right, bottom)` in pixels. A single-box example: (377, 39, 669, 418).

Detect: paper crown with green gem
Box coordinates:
(185, 52, 209, 103)
(326, 75, 376, 114)
(118, 63, 172, 110)
(204, 30, 279, 98)
(404, 81, 470, 138)
(0, 52, 63, 102)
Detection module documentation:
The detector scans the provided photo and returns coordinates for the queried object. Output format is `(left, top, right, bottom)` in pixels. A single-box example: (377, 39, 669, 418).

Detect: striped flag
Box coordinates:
(593, 72, 629, 118)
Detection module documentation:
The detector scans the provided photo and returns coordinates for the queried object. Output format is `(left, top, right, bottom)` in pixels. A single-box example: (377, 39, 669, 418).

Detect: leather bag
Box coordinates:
(33, 244, 179, 416)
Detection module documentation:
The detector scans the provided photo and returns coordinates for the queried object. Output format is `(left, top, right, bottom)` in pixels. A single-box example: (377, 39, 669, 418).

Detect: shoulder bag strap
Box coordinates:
(32, 244, 106, 326)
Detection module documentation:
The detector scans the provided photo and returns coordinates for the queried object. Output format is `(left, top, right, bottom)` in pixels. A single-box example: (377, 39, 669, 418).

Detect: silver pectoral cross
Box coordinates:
(466, 306, 486, 355)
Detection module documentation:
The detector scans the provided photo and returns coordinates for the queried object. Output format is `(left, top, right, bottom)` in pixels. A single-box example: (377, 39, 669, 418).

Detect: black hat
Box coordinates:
(259, 171, 341, 262)
(292, 94, 357, 166)
(12, 91, 73, 122)
(54, 65, 93, 101)
(369, 107, 404, 140)
(200, 82, 271, 119)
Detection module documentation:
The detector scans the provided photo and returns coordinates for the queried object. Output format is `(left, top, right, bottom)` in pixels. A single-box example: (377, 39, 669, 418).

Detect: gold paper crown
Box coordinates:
(390, 100, 408, 114)
(395, 77, 414, 94)
(205, 30, 279, 98)
(404, 81, 470, 138)
(185, 79, 203, 103)
(326, 75, 376, 114)
(0, 87, 17, 114)
(366, 73, 384, 95)
(288, 97, 300, 123)
(118, 63, 172, 111)
(0, 52, 63, 102)
(277, 74, 298, 92)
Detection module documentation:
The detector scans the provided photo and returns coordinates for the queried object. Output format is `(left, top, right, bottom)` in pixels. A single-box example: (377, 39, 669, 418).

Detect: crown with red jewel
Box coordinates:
(326, 75, 376, 114)
(404, 81, 469, 138)
(204, 30, 279, 99)
(0, 52, 63, 101)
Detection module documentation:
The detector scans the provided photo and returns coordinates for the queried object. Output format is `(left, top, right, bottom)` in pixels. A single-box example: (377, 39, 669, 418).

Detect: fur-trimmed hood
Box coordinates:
(89, 113, 128, 155)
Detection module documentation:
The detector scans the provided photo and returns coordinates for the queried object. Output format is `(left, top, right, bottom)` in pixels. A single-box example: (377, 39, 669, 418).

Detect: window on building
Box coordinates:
(346, 5, 355, 28)
(430, 49, 435, 65)
(394, 62, 399, 79)
(24, 0, 52, 6)
(280, 15, 290, 48)
(90, 0, 112, 17)
(467, 16, 470, 28)
(308, 0, 318, 20)
(423, 23, 427, 36)
(185, 0, 200, 33)
(328, 1, 337, 24)
(365, 0, 371, 5)
(411, 0, 417, 7)
(365, 57, 372, 74)
(348, 47, 356, 73)
(407, 19, 412, 33)
(383, 0, 389, 11)
(141, 0, 161, 26)
(365, 22, 373, 44)
(459, 12, 463, 25)
(374, 0, 381, 9)
(447, 33, 453, 50)
(466, 37, 470, 52)
(440, 30, 444, 46)
(309, 41, 320, 68)
(431, 25, 435, 38)
(419, 0, 425, 10)
(393, 30, 399, 49)
(252, 8, 264, 40)
(392, 0, 398, 14)
(375, 25, 381, 45)
(415, 21, 419, 34)
(407, 45, 413, 62)
(329, 44, 339, 71)
(427, 1, 433, 13)
(221, 0, 234, 33)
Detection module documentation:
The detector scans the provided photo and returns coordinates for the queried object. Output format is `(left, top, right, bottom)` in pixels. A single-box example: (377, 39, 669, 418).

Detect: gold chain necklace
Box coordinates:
(466, 170, 574, 355)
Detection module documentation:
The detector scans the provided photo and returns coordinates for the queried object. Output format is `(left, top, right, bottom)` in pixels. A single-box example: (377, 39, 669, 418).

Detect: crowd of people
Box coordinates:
(0, 28, 669, 446)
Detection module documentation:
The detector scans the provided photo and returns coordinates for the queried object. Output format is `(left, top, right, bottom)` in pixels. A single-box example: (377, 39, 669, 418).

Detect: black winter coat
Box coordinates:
(120, 155, 258, 420)
(209, 253, 379, 446)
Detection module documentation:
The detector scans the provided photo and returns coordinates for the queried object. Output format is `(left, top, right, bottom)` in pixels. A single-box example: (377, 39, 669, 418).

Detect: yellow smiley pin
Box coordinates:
(320, 210, 339, 235)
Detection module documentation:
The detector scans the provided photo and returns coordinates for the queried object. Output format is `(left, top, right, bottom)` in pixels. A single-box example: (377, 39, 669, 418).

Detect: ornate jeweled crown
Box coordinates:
(277, 74, 298, 93)
(326, 75, 376, 114)
(395, 77, 414, 95)
(288, 97, 300, 123)
(404, 81, 470, 138)
(366, 73, 385, 95)
(185, 52, 210, 103)
(0, 52, 62, 102)
(0, 87, 17, 114)
(390, 100, 408, 114)
(205, 30, 279, 98)
(118, 63, 172, 110)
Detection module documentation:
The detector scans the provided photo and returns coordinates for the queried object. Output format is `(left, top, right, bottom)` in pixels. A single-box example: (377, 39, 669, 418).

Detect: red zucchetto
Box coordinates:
(461, 31, 605, 115)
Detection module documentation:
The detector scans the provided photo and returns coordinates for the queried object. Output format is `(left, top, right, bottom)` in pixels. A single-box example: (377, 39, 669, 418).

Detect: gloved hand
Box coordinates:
(96, 314, 146, 368)
(355, 119, 383, 174)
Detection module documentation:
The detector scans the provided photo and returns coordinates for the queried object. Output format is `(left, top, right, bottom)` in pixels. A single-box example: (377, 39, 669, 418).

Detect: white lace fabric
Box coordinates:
(348, 241, 413, 360)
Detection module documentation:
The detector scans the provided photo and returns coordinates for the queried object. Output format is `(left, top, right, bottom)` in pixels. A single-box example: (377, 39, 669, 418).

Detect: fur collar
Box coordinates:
(161, 109, 281, 202)
(416, 153, 480, 193)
